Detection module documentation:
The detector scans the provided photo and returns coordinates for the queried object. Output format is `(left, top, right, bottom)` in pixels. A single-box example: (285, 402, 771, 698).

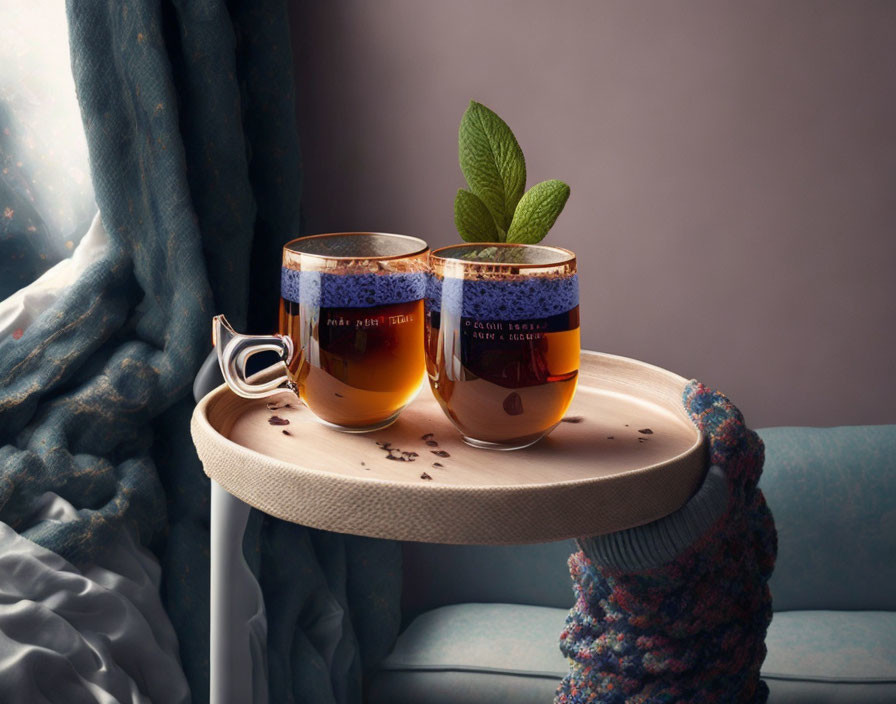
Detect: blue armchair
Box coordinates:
(369, 425, 896, 703)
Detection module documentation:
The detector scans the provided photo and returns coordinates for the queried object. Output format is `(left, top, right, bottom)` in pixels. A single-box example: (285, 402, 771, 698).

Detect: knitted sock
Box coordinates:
(555, 382, 777, 704)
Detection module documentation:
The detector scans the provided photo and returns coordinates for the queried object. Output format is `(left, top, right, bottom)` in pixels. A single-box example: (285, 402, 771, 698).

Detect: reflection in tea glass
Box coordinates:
(214, 232, 428, 432)
(425, 243, 580, 450)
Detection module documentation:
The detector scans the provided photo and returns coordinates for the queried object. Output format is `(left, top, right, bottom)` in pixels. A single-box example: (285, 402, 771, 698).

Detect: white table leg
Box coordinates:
(210, 480, 268, 704)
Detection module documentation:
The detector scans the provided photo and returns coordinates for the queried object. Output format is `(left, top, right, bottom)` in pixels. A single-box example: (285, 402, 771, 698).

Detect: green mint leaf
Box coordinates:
(460, 246, 499, 260)
(454, 189, 498, 242)
(506, 179, 570, 244)
(458, 101, 526, 232)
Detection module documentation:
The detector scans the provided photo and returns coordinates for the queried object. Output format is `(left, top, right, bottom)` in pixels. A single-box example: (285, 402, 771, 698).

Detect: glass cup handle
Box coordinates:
(212, 314, 295, 399)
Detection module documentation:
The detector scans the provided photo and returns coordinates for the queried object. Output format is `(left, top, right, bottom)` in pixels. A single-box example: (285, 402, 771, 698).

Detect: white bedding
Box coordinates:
(0, 493, 190, 704)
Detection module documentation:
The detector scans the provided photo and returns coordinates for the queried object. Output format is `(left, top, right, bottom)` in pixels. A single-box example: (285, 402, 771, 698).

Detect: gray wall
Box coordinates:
(290, 0, 896, 428)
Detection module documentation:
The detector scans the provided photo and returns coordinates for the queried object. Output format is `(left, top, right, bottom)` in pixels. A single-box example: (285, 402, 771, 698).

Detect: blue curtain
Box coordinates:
(0, 1, 401, 701)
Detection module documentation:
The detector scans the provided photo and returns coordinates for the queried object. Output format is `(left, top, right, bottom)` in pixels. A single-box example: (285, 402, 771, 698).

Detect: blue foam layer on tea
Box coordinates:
(281, 268, 426, 308)
(427, 274, 578, 320)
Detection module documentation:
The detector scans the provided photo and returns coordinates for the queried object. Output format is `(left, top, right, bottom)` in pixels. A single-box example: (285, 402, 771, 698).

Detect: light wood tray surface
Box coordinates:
(191, 351, 706, 543)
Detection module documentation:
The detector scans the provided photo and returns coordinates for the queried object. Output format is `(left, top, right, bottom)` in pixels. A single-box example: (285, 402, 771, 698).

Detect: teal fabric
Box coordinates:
(401, 540, 576, 619)
(372, 672, 896, 704)
(764, 680, 896, 703)
(763, 611, 896, 682)
(758, 426, 896, 611)
(372, 603, 566, 704)
(382, 603, 568, 677)
(1, 2, 402, 703)
(370, 671, 562, 704)
(374, 604, 896, 704)
(59, 2, 307, 699)
(248, 523, 402, 703)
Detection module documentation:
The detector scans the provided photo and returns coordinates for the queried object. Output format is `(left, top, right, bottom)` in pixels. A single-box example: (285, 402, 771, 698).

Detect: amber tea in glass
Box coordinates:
(425, 243, 580, 449)
(215, 232, 428, 432)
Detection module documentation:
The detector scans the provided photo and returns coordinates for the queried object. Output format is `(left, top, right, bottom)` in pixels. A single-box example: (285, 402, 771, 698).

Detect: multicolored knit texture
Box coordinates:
(556, 382, 777, 703)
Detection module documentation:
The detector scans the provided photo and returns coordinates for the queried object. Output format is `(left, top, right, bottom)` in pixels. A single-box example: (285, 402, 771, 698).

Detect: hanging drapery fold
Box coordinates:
(1, 1, 401, 702)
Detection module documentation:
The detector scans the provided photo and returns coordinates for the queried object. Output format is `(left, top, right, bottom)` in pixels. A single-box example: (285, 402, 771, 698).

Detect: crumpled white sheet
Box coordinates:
(0, 492, 190, 704)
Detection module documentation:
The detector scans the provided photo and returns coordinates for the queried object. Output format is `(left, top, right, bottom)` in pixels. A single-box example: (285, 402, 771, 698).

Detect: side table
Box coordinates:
(191, 351, 706, 704)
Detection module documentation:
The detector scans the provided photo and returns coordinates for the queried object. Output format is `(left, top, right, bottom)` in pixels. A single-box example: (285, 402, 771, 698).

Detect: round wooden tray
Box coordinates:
(191, 351, 706, 544)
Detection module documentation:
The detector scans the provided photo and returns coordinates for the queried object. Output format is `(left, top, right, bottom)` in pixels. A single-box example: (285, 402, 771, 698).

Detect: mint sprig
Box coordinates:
(506, 179, 570, 244)
(455, 101, 569, 244)
(458, 100, 526, 235)
(455, 188, 498, 243)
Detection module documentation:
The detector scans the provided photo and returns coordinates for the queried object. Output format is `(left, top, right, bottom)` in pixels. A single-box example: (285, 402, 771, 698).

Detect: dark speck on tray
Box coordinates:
(268, 416, 290, 425)
(282, 429, 291, 436)
(638, 428, 654, 435)
(431, 450, 450, 458)
(420, 472, 433, 481)
(561, 416, 584, 423)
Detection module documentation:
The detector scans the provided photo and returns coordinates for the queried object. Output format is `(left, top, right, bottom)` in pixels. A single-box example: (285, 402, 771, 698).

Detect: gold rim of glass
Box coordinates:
(430, 242, 576, 268)
(283, 232, 429, 261)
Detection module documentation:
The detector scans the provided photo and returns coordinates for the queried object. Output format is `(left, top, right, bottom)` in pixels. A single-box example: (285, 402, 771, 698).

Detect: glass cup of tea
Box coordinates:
(214, 232, 428, 432)
(425, 243, 580, 450)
